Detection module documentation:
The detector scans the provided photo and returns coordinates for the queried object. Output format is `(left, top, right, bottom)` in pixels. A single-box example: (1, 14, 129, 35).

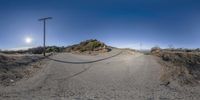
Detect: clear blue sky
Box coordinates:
(0, 0, 200, 50)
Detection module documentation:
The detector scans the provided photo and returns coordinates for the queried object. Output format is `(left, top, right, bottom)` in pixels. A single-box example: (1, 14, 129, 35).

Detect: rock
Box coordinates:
(10, 79, 14, 82)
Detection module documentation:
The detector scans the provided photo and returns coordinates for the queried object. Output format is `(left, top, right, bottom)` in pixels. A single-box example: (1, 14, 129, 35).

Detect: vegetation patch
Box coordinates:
(1, 46, 65, 54)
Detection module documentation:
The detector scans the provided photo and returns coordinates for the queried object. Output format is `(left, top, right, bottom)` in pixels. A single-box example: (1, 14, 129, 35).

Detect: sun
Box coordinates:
(25, 37, 32, 44)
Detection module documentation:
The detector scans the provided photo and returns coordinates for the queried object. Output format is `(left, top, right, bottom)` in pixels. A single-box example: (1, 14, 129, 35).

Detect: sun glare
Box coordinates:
(25, 37, 32, 44)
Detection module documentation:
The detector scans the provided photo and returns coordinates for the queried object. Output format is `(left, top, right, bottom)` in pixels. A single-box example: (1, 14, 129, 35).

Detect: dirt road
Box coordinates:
(0, 49, 199, 100)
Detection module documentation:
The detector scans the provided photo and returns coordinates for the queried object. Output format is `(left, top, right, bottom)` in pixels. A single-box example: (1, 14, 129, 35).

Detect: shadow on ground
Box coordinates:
(48, 51, 122, 64)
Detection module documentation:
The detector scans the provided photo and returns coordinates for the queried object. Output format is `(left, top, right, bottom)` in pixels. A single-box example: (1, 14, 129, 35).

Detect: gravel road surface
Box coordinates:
(0, 49, 199, 100)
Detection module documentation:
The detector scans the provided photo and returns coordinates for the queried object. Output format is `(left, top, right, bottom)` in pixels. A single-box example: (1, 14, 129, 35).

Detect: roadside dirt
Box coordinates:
(0, 54, 47, 86)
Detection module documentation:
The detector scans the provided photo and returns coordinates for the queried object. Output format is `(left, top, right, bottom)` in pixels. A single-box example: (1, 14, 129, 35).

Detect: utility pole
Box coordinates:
(140, 42, 143, 51)
(38, 17, 52, 56)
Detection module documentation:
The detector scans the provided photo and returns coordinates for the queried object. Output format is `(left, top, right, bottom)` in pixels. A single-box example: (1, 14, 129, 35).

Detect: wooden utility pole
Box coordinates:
(38, 17, 52, 56)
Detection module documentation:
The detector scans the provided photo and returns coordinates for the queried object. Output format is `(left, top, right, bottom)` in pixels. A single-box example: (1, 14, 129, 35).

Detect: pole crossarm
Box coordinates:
(38, 17, 53, 21)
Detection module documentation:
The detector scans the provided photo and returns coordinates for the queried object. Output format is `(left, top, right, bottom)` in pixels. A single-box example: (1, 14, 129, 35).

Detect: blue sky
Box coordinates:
(0, 0, 200, 50)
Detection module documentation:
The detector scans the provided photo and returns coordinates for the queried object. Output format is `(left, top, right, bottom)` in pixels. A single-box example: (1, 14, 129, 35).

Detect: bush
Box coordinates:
(86, 41, 102, 51)
(151, 46, 161, 53)
(28, 47, 44, 54)
(46, 46, 62, 53)
(162, 53, 171, 61)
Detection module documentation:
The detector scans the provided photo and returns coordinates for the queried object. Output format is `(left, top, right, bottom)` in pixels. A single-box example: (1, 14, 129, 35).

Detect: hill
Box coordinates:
(65, 39, 111, 55)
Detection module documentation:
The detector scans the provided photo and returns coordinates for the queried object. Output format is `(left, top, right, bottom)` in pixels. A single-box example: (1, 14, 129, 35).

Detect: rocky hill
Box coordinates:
(65, 39, 111, 55)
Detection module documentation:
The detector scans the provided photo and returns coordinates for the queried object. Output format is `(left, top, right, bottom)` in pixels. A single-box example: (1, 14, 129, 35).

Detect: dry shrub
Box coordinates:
(151, 46, 162, 57)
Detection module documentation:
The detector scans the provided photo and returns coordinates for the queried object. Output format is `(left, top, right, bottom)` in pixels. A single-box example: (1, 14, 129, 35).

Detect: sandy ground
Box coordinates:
(0, 49, 199, 100)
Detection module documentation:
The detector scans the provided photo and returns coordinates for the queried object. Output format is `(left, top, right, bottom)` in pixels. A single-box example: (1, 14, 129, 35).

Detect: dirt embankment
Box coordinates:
(151, 49, 200, 85)
(0, 54, 46, 86)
